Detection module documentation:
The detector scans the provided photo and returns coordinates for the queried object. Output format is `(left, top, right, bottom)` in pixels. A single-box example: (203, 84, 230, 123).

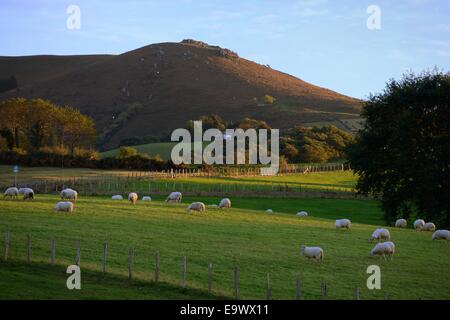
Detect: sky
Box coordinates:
(1, 0, 449, 99)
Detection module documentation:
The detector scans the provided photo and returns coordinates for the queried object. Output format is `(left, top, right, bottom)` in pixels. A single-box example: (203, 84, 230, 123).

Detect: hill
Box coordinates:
(0, 40, 363, 150)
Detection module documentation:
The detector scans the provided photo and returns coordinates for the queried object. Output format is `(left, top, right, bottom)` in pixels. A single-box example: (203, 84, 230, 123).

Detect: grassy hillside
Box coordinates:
(1, 195, 449, 300)
(100, 142, 200, 160)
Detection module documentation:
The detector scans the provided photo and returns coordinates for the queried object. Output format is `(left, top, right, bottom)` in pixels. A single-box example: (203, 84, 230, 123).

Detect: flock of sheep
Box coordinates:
(3, 186, 449, 263)
(297, 213, 450, 262)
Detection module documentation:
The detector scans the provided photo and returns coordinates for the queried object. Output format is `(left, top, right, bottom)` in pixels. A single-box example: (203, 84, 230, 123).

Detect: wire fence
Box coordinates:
(0, 229, 396, 300)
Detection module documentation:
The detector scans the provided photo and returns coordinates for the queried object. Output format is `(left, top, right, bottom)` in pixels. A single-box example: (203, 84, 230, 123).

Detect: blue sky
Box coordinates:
(1, 0, 449, 99)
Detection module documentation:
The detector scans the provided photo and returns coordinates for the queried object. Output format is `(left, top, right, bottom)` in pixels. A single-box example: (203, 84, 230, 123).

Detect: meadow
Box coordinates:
(1, 194, 449, 300)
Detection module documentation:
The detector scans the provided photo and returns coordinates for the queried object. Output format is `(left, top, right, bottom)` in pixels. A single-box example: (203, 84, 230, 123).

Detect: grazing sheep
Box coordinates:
(335, 219, 351, 229)
(296, 211, 308, 217)
(53, 201, 74, 213)
(187, 202, 206, 212)
(142, 196, 152, 201)
(370, 228, 391, 242)
(128, 192, 138, 205)
(395, 218, 407, 228)
(165, 191, 182, 203)
(219, 198, 231, 209)
(370, 241, 395, 259)
(111, 195, 123, 200)
(19, 187, 34, 200)
(60, 188, 78, 201)
(3, 187, 19, 200)
(432, 230, 450, 241)
(414, 219, 425, 230)
(423, 222, 436, 232)
(266, 209, 273, 213)
(300, 245, 324, 262)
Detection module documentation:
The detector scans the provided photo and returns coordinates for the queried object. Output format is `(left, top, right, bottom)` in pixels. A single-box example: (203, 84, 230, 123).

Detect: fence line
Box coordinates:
(0, 230, 401, 300)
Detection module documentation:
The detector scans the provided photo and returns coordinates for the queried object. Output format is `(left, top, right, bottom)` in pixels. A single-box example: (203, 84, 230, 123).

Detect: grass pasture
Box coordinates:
(0, 195, 449, 300)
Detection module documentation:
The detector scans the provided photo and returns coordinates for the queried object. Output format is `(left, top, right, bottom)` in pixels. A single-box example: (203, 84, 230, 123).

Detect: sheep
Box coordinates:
(219, 198, 231, 209)
(128, 192, 138, 205)
(187, 202, 206, 212)
(423, 222, 436, 232)
(370, 228, 391, 242)
(370, 241, 395, 260)
(414, 219, 425, 230)
(266, 209, 273, 213)
(335, 219, 351, 229)
(60, 188, 78, 201)
(296, 211, 308, 217)
(53, 201, 74, 213)
(165, 191, 182, 203)
(19, 187, 34, 200)
(142, 196, 152, 201)
(432, 230, 450, 241)
(3, 187, 19, 200)
(300, 245, 324, 262)
(395, 218, 407, 228)
(111, 195, 123, 200)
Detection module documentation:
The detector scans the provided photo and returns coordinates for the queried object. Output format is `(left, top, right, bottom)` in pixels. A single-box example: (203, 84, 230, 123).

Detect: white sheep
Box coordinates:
(266, 209, 273, 213)
(370, 241, 395, 259)
(142, 196, 152, 201)
(300, 245, 324, 262)
(422, 222, 436, 232)
(187, 202, 206, 212)
(296, 211, 308, 217)
(3, 187, 19, 200)
(166, 191, 182, 203)
(370, 228, 391, 242)
(335, 218, 351, 229)
(128, 192, 138, 205)
(432, 230, 450, 241)
(53, 201, 74, 213)
(19, 187, 34, 200)
(219, 198, 231, 209)
(111, 195, 123, 200)
(395, 218, 407, 228)
(60, 188, 78, 201)
(414, 219, 425, 230)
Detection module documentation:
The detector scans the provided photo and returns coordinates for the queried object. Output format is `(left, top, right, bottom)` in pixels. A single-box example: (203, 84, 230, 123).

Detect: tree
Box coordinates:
(263, 94, 275, 105)
(118, 146, 138, 159)
(347, 70, 450, 227)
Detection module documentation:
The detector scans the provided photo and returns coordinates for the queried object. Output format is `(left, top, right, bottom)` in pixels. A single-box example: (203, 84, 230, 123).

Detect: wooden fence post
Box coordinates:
(208, 262, 213, 293)
(51, 238, 56, 266)
(266, 272, 272, 300)
(154, 251, 160, 283)
(295, 279, 302, 300)
(75, 240, 80, 266)
(355, 287, 361, 300)
(26, 234, 31, 263)
(182, 256, 187, 289)
(128, 247, 134, 280)
(102, 242, 108, 273)
(321, 282, 328, 300)
(3, 231, 10, 261)
(234, 267, 239, 299)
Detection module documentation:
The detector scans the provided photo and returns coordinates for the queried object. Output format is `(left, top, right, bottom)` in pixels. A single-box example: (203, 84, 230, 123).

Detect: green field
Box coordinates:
(0, 165, 358, 195)
(1, 195, 449, 300)
(100, 142, 190, 160)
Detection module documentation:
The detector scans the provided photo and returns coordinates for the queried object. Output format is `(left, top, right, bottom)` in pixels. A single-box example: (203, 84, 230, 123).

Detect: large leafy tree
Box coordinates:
(347, 71, 450, 227)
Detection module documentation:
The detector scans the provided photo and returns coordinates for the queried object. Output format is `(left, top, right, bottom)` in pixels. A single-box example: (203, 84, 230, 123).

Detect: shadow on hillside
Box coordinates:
(0, 260, 229, 300)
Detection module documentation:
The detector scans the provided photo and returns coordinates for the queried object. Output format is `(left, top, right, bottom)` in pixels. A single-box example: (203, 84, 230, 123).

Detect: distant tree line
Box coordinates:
(185, 114, 353, 163)
(0, 98, 96, 157)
